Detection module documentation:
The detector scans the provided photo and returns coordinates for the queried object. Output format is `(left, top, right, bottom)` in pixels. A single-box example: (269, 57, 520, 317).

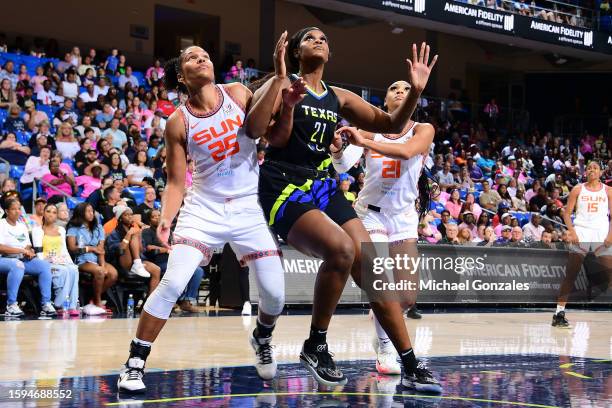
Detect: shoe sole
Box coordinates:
(402, 380, 443, 394)
(299, 356, 348, 387)
(376, 361, 401, 375)
(117, 380, 146, 394)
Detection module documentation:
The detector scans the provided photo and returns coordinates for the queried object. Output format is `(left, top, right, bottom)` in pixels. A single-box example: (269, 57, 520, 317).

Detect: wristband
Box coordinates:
(122, 239, 130, 244)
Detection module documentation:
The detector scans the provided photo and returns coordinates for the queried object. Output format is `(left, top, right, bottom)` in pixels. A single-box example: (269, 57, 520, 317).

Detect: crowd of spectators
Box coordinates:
(0, 42, 609, 317)
(461, 0, 602, 29)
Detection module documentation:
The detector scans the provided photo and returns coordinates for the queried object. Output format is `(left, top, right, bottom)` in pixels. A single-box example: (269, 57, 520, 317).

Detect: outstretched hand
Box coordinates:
(282, 77, 307, 108)
(274, 31, 289, 79)
(406, 42, 438, 93)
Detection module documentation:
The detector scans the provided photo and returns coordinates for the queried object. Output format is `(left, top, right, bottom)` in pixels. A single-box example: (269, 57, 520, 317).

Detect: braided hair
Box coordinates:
(416, 166, 439, 220)
(163, 56, 187, 93)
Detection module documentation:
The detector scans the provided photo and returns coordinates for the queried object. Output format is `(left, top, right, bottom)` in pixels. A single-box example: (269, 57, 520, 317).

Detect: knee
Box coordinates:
(157, 277, 184, 300)
(324, 240, 355, 274)
(106, 266, 118, 282)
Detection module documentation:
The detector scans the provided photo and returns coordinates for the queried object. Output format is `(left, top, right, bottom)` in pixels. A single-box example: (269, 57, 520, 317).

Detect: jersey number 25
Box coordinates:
(209, 134, 240, 162)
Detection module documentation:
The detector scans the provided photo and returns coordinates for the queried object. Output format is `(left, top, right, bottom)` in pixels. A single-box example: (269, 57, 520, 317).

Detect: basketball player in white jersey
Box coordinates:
(554, 161, 612, 328)
(332, 80, 436, 385)
(117, 45, 286, 393)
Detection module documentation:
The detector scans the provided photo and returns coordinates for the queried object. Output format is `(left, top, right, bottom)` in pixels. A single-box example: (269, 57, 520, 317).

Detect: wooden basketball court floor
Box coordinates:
(0, 309, 610, 407)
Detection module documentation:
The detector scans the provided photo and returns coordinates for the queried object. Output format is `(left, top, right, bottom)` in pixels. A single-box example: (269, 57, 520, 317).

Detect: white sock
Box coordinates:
(556, 305, 565, 315)
(374, 315, 394, 353)
(133, 258, 143, 266)
(133, 337, 152, 348)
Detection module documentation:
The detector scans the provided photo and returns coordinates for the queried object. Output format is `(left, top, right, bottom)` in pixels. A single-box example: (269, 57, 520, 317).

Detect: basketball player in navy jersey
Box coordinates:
(247, 28, 441, 392)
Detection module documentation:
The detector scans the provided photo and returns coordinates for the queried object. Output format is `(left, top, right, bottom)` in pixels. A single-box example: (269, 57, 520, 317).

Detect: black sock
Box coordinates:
(128, 340, 151, 367)
(253, 319, 275, 339)
(306, 325, 327, 348)
(400, 348, 417, 373)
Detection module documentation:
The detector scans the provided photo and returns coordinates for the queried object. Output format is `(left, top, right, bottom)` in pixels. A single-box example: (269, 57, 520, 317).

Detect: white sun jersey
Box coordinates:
(573, 183, 609, 230)
(178, 85, 258, 200)
(357, 123, 425, 213)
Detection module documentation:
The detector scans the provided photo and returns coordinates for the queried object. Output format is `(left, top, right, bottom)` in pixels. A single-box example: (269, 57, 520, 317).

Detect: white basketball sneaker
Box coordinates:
(249, 332, 277, 380)
(372, 336, 401, 375)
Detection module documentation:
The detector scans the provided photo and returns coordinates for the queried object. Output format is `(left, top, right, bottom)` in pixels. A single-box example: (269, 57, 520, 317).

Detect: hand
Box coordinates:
(604, 236, 612, 248)
(127, 226, 140, 237)
(281, 77, 307, 108)
(90, 246, 103, 255)
(157, 219, 171, 248)
(406, 42, 438, 94)
(567, 229, 579, 244)
(329, 131, 343, 154)
(273, 30, 289, 79)
(336, 126, 365, 148)
(23, 248, 35, 259)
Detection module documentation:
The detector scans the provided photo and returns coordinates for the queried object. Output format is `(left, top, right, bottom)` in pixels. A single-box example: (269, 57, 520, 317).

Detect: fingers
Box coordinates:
(429, 54, 439, 70)
(406, 58, 413, 73)
(275, 31, 288, 56)
(424, 44, 430, 65)
(411, 43, 418, 66)
(419, 42, 426, 63)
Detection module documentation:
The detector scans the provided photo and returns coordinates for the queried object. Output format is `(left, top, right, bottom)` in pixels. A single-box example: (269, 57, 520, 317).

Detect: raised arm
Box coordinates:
(263, 78, 307, 148)
(245, 31, 291, 140)
(340, 123, 434, 161)
(335, 43, 437, 134)
(158, 111, 188, 246)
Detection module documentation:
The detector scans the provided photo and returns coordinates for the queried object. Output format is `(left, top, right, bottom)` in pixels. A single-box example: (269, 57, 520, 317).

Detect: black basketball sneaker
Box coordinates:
(300, 341, 347, 386)
(552, 311, 571, 328)
(401, 360, 442, 394)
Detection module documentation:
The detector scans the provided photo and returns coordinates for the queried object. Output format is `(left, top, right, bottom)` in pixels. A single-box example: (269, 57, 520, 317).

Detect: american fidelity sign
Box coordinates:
(338, 0, 612, 55)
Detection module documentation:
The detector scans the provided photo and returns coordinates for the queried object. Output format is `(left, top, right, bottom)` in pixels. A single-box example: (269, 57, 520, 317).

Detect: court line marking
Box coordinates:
(563, 371, 592, 379)
(593, 359, 610, 363)
(105, 391, 560, 407)
(559, 363, 574, 368)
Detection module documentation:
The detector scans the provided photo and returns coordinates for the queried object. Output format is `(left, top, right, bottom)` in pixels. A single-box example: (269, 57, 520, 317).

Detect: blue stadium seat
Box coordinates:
(15, 130, 31, 145)
(67, 197, 86, 210)
(0, 109, 8, 123)
(432, 218, 442, 227)
(474, 183, 483, 191)
(125, 186, 145, 204)
(9, 165, 25, 181)
(37, 104, 56, 119)
(459, 189, 467, 200)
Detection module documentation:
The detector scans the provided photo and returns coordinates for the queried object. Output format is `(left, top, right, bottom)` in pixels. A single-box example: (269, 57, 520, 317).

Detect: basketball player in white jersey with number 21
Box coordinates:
(117, 42, 288, 393)
(553, 161, 612, 328)
(332, 79, 437, 389)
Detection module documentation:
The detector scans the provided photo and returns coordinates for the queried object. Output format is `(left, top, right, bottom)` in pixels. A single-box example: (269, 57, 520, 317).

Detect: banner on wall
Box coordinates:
(337, 0, 612, 55)
(249, 244, 612, 304)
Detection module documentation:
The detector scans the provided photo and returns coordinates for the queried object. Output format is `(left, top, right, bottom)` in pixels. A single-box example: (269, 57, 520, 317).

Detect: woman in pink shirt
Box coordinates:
(444, 189, 463, 220)
(41, 158, 75, 203)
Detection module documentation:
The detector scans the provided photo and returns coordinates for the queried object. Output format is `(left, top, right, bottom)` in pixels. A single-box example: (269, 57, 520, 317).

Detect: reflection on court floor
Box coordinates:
(0, 354, 610, 407)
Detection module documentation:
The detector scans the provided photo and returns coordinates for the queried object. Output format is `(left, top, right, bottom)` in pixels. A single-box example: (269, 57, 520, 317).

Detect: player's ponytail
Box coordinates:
(163, 57, 187, 93)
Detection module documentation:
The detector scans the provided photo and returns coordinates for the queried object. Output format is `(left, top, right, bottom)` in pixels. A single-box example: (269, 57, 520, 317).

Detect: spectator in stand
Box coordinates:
(96, 103, 114, 127)
(483, 98, 499, 128)
(438, 223, 459, 244)
(107, 152, 127, 182)
(457, 228, 473, 244)
(145, 59, 164, 86)
(66, 202, 117, 315)
(477, 211, 490, 228)
(135, 186, 158, 220)
(41, 158, 75, 204)
(495, 212, 513, 236)
(104, 48, 119, 74)
(0, 78, 17, 109)
(61, 70, 79, 100)
(512, 188, 528, 211)
(54, 202, 70, 228)
(69, 46, 82, 68)
(32, 203, 80, 314)
(78, 54, 95, 77)
(146, 135, 162, 159)
(54, 122, 80, 160)
(458, 166, 474, 190)
(76, 162, 108, 199)
(126, 151, 154, 187)
(76, 116, 101, 140)
(116, 55, 127, 75)
(102, 118, 127, 150)
(439, 210, 451, 238)
(105, 206, 160, 288)
(23, 101, 48, 133)
(156, 89, 175, 116)
(477, 226, 496, 247)
(142, 209, 204, 312)
(494, 225, 512, 246)
(0, 132, 31, 156)
(458, 211, 478, 238)
(21, 145, 51, 189)
(79, 83, 98, 105)
(525, 179, 541, 203)
(30, 66, 47, 94)
(479, 180, 501, 211)
(462, 192, 482, 220)
(95, 76, 110, 97)
(3, 105, 27, 133)
(36, 80, 56, 106)
(225, 59, 245, 83)
(497, 184, 513, 208)
(118, 66, 139, 89)
(510, 226, 525, 246)
(522, 212, 544, 242)
(445, 189, 463, 219)
(437, 162, 455, 192)
(0, 198, 56, 318)
(244, 58, 259, 81)
(99, 185, 122, 224)
(529, 187, 548, 211)
(57, 53, 74, 74)
(0, 61, 19, 89)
